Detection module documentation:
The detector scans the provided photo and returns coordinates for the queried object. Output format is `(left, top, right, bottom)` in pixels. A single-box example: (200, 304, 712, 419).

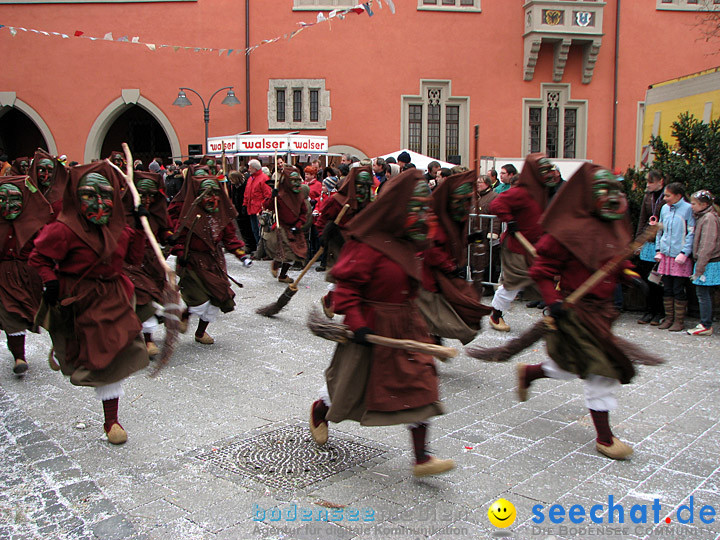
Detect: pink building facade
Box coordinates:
(1, 0, 717, 171)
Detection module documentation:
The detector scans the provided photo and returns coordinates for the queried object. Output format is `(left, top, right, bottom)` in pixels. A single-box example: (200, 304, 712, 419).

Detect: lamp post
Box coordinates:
(172, 87, 241, 154)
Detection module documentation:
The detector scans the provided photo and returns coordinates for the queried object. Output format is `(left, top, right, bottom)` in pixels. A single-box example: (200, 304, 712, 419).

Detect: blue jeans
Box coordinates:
(695, 285, 714, 328)
(249, 214, 261, 245)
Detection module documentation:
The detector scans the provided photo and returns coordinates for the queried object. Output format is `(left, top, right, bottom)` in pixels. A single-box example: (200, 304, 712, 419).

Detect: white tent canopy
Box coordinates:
(375, 150, 455, 172)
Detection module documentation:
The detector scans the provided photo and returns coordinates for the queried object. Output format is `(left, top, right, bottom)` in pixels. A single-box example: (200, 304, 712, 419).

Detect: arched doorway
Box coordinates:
(101, 105, 172, 168)
(0, 108, 49, 161)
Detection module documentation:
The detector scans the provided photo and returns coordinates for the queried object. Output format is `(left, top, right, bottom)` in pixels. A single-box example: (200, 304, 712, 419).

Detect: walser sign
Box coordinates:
(207, 134, 329, 155)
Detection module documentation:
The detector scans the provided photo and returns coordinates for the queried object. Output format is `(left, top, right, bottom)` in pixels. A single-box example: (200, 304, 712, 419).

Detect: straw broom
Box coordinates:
(465, 224, 662, 363)
(256, 204, 350, 317)
(307, 308, 458, 360)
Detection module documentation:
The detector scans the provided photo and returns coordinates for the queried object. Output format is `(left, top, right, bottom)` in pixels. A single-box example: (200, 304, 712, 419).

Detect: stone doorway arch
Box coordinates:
(0, 92, 56, 159)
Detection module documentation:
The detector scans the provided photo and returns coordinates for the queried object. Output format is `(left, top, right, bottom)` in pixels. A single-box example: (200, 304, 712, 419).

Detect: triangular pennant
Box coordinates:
(174, 46, 180, 52)
(146, 43, 156, 51)
(131, 36, 139, 43)
(74, 30, 84, 37)
(363, 3, 374, 16)
(118, 36, 129, 42)
(227, 49, 234, 55)
(386, 0, 395, 13)
(103, 32, 113, 41)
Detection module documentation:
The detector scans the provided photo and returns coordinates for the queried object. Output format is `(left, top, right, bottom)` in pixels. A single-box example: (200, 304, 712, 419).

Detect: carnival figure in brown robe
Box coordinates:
(8, 157, 30, 176)
(309, 169, 455, 478)
(28, 148, 68, 217)
(416, 170, 492, 345)
(171, 170, 248, 345)
(0, 176, 53, 374)
(122, 171, 172, 356)
(314, 165, 373, 317)
(29, 161, 149, 445)
(489, 153, 561, 332)
(262, 166, 308, 283)
(522, 163, 646, 460)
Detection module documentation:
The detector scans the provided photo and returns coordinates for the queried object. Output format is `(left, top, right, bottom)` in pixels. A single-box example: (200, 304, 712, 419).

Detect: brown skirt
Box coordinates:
(414, 288, 478, 345)
(262, 226, 307, 263)
(178, 250, 235, 312)
(325, 341, 444, 426)
(499, 248, 534, 291)
(0, 260, 42, 333)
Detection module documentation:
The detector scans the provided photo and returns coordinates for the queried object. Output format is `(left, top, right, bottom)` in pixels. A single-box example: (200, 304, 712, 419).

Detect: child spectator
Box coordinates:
(687, 190, 720, 336)
(654, 182, 695, 332)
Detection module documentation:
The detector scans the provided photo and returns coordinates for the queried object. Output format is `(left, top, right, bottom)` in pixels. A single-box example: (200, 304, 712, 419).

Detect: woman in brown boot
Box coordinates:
(0, 176, 53, 375)
(309, 170, 454, 478)
(29, 161, 149, 445)
(654, 182, 695, 332)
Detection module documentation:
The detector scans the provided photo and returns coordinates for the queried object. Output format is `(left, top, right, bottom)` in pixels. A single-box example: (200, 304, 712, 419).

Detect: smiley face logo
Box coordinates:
(488, 498, 516, 528)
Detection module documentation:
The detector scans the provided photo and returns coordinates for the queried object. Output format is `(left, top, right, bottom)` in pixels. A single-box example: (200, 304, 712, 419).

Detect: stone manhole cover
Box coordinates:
(195, 425, 386, 491)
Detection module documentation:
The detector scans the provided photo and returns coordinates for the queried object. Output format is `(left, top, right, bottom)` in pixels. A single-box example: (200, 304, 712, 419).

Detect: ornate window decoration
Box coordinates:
(522, 84, 587, 159)
(656, 0, 720, 10)
(402, 80, 469, 165)
(268, 79, 330, 130)
(418, 0, 481, 11)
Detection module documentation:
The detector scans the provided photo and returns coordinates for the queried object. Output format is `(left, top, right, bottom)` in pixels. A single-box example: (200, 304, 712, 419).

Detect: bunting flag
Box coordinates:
(0, 0, 387, 57)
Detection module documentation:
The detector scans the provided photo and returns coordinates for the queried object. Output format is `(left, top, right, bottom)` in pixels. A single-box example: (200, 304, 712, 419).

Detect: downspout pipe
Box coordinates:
(611, 0, 620, 171)
(245, 0, 251, 132)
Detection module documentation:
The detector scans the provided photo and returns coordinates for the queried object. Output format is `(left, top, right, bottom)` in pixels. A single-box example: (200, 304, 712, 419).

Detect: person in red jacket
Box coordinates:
(243, 159, 272, 249)
(522, 163, 646, 460)
(314, 166, 374, 317)
(309, 169, 455, 478)
(29, 161, 149, 445)
(172, 170, 249, 345)
(488, 153, 561, 332)
(262, 166, 308, 283)
(417, 170, 491, 345)
(0, 176, 53, 375)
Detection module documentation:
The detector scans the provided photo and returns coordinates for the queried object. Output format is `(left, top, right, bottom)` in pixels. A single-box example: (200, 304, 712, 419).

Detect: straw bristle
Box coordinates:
(465, 319, 548, 362)
(150, 284, 182, 378)
(307, 308, 350, 343)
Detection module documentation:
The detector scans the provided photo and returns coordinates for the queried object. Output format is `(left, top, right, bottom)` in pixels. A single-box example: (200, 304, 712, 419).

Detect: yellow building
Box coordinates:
(639, 67, 720, 166)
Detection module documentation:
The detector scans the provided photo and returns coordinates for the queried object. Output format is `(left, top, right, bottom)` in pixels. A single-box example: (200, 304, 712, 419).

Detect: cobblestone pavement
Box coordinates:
(1, 257, 719, 540)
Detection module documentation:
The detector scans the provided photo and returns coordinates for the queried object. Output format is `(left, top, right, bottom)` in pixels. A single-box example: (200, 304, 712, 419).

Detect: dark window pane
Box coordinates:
(446, 105, 459, 161)
(546, 107, 559, 159)
(529, 107, 542, 154)
(423, 0, 438, 4)
(276, 89, 285, 123)
(564, 108, 577, 159)
(310, 90, 319, 122)
(442, 0, 455, 5)
(460, 0, 474, 5)
(409, 104, 423, 154)
(293, 89, 302, 123)
(427, 103, 441, 159)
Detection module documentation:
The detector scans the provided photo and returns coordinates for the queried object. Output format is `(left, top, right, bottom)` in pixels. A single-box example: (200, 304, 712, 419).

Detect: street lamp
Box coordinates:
(173, 87, 241, 153)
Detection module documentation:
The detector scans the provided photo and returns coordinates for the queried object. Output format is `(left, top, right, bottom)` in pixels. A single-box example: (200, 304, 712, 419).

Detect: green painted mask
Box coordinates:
(404, 181, 432, 243)
(110, 152, 125, 169)
(78, 172, 114, 225)
(0, 184, 23, 221)
(592, 170, 627, 221)
(355, 171, 373, 204)
(194, 168, 209, 177)
(449, 182, 473, 223)
(18, 160, 29, 175)
(289, 171, 302, 194)
(36, 158, 55, 189)
(205, 159, 217, 175)
(137, 178, 159, 208)
(538, 157, 560, 187)
(199, 179, 220, 213)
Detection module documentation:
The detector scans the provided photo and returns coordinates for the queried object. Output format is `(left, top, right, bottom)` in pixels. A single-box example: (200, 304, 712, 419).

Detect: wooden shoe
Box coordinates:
(13, 359, 28, 375)
(194, 332, 214, 345)
(321, 295, 334, 319)
(309, 402, 328, 446)
(596, 437, 633, 460)
(516, 363, 528, 402)
(413, 456, 456, 477)
(105, 423, 127, 445)
(489, 310, 510, 332)
(146, 341, 160, 357)
(270, 266, 279, 278)
(278, 276, 293, 284)
(178, 319, 189, 334)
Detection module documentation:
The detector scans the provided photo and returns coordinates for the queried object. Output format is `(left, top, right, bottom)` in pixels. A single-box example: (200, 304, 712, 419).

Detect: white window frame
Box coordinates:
(656, 0, 720, 10)
(522, 83, 588, 159)
(417, 0, 481, 12)
(268, 79, 330, 130)
(401, 80, 470, 166)
(292, 0, 358, 10)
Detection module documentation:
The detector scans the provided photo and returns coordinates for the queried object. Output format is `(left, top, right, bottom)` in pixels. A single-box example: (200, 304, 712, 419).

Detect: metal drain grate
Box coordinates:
(195, 425, 386, 491)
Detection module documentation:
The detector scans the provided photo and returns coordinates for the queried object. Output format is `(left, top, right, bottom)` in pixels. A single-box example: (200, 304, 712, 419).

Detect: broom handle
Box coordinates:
(109, 144, 173, 282)
(273, 150, 280, 229)
(289, 203, 350, 291)
(514, 231, 537, 258)
(564, 224, 660, 307)
(363, 334, 457, 359)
